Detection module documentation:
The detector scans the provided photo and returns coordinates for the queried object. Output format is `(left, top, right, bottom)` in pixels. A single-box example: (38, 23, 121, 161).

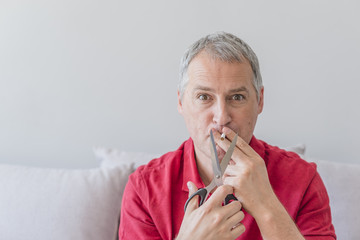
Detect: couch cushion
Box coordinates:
(309, 158, 360, 240)
(95, 147, 360, 239)
(94, 147, 160, 169)
(94, 145, 303, 169)
(285, 143, 306, 158)
(0, 163, 130, 240)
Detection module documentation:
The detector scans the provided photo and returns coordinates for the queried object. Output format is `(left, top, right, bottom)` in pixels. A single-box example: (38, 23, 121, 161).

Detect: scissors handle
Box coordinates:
(184, 188, 207, 212)
(225, 194, 238, 205)
(184, 189, 239, 212)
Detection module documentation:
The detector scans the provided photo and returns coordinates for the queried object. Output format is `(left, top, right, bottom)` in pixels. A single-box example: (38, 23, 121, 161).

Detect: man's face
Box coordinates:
(178, 51, 264, 161)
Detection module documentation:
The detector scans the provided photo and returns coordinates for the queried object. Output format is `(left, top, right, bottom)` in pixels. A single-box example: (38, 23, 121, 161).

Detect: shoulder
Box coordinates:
(255, 139, 318, 191)
(134, 149, 183, 177)
(128, 140, 188, 187)
(125, 140, 190, 212)
(256, 139, 326, 213)
(253, 138, 334, 234)
(259, 139, 316, 174)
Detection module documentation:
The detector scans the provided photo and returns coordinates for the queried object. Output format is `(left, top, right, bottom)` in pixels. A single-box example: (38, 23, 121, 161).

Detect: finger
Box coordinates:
(223, 164, 243, 176)
(220, 127, 237, 141)
(185, 181, 199, 213)
(222, 127, 255, 157)
(203, 185, 233, 207)
(223, 177, 243, 199)
(212, 130, 248, 165)
(223, 176, 240, 187)
(227, 210, 245, 229)
(187, 181, 198, 196)
(222, 200, 243, 218)
(230, 222, 246, 238)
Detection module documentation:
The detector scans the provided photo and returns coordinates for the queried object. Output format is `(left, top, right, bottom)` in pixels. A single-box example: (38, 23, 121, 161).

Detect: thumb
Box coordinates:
(185, 181, 199, 213)
(187, 181, 198, 196)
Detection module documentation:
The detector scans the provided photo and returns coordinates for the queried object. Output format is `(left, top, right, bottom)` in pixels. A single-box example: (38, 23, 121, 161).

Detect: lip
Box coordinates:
(208, 128, 220, 135)
(209, 126, 238, 135)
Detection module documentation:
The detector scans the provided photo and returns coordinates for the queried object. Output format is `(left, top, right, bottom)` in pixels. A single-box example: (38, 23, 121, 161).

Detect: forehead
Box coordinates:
(187, 52, 254, 91)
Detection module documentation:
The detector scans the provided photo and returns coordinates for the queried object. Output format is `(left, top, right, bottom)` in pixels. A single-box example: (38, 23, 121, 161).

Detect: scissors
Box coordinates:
(184, 130, 238, 212)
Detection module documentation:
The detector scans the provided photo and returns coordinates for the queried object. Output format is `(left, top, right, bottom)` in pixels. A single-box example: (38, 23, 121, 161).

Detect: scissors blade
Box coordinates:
(220, 134, 238, 175)
(210, 130, 222, 181)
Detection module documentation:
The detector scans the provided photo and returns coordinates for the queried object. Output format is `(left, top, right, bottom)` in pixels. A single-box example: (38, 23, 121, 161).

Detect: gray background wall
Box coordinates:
(1, 0, 359, 168)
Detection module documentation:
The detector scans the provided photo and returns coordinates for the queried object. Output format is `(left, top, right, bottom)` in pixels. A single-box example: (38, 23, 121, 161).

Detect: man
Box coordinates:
(119, 32, 336, 239)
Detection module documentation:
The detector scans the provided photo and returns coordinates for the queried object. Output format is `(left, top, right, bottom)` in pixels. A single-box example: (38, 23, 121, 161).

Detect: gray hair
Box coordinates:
(178, 32, 263, 100)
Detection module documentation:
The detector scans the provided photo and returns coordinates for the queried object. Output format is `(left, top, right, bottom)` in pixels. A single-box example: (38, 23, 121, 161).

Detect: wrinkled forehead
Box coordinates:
(187, 49, 248, 73)
(187, 52, 254, 86)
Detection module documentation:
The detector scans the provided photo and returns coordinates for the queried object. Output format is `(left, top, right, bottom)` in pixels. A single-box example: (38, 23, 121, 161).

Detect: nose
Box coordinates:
(212, 99, 231, 128)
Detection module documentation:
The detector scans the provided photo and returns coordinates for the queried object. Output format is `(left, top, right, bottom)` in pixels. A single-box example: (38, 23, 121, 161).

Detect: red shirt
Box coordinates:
(119, 137, 336, 239)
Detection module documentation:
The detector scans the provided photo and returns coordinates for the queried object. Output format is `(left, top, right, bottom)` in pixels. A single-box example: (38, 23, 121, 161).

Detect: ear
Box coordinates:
(177, 90, 183, 114)
(257, 87, 264, 114)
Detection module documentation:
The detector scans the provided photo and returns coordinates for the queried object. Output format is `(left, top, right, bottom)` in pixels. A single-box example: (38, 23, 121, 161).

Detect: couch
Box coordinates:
(0, 147, 359, 240)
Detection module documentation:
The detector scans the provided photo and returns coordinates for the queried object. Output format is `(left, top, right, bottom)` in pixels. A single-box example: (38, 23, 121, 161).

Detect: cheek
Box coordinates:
(230, 108, 259, 141)
(184, 110, 214, 140)
(187, 105, 212, 123)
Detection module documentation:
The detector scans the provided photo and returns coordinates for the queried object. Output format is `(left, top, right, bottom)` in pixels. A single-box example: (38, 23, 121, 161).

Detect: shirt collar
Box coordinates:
(249, 135, 266, 160)
(182, 138, 204, 192)
(181, 135, 265, 193)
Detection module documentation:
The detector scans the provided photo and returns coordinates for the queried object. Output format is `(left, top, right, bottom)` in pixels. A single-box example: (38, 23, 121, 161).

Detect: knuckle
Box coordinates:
(240, 224, 246, 233)
(247, 161, 256, 170)
(198, 204, 211, 216)
(234, 223, 246, 234)
(232, 200, 242, 210)
(243, 161, 257, 175)
(239, 210, 245, 220)
(212, 212, 223, 225)
(240, 142, 246, 148)
(242, 166, 251, 177)
(218, 185, 231, 194)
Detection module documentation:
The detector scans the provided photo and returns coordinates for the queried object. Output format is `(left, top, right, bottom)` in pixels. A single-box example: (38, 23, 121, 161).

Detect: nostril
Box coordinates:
(213, 113, 232, 127)
(211, 125, 225, 133)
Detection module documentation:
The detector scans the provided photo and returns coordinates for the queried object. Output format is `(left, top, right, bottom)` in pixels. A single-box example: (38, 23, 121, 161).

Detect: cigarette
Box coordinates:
(220, 133, 226, 141)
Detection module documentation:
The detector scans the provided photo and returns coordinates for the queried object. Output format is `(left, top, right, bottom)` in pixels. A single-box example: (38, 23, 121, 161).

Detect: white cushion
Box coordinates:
(307, 158, 360, 240)
(94, 145, 304, 168)
(285, 143, 306, 158)
(94, 143, 304, 169)
(94, 147, 159, 168)
(94, 146, 360, 239)
(0, 163, 130, 240)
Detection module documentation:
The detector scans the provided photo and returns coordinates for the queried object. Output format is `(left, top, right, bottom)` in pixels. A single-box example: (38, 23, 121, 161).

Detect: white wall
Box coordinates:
(1, 0, 359, 168)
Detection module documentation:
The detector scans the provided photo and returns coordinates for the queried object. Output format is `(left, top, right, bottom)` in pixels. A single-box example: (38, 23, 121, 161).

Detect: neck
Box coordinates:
(194, 148, 214, 186)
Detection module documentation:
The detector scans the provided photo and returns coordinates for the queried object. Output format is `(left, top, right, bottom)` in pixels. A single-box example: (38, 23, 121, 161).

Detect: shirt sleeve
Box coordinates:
(296, 170, 336, 240)
(119, 172, 162, 240)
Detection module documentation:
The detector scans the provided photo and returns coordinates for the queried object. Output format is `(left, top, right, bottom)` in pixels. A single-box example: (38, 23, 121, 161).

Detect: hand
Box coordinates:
(176, 182, 245, 240)
(213, 127, 278, 219)
(213, 128, 306, 239)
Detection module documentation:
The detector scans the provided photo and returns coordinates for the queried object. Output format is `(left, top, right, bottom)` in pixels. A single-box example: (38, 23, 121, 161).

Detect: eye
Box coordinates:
(198, 94, 210, 101)
(232, 94, 244, 101)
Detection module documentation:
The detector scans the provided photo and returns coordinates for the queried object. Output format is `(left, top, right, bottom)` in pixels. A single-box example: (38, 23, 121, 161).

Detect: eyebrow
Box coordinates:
(193, 86, 214, 92)
(228, 87, 249, 94)
(193, 86, 249, 94)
